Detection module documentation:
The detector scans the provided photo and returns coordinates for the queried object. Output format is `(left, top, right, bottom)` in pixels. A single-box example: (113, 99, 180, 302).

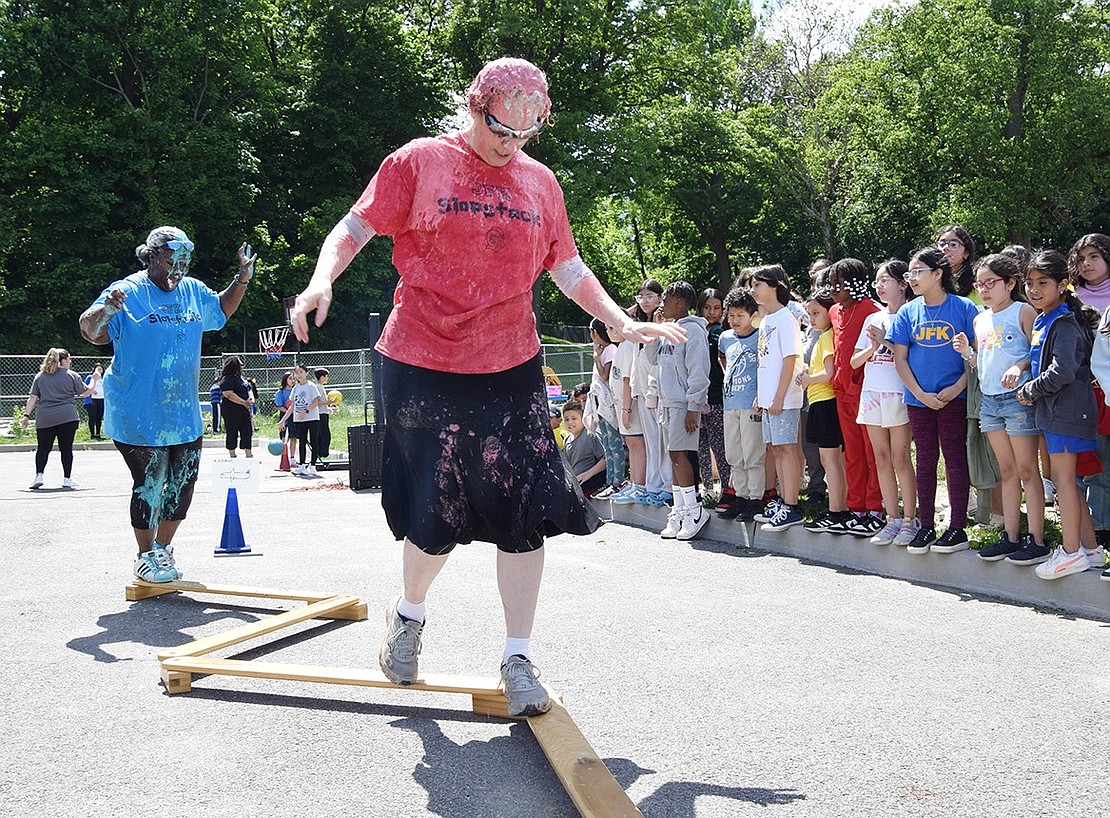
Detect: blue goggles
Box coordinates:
(166, 239, 194, 253)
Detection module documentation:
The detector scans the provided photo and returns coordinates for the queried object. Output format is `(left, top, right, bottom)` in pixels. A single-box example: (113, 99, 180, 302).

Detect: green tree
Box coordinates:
(819, 0, 1110, 258)
(0, 0, 272, 352)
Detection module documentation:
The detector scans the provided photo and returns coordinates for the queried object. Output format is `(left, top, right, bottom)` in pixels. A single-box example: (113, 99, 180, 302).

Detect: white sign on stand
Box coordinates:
(210, 457, 261, 496)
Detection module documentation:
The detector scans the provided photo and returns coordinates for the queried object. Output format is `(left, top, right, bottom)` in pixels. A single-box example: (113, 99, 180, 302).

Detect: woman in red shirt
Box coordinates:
(290, 58, 682, 717)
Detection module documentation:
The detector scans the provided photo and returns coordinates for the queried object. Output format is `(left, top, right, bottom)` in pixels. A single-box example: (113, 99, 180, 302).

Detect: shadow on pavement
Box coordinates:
(390, 716, 576, 816)
(66, 597, 273, 663)
(637, 781, 806, 815)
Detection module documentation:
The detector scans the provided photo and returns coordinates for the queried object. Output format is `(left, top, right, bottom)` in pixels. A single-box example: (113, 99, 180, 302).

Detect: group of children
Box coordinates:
(555, 228, 1110, 584)
(275, 363, 337, 477)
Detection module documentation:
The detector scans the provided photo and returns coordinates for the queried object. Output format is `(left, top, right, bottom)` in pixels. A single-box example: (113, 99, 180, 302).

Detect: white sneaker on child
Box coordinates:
(660, 509, 683, 539)
(677, 507, 710, 541)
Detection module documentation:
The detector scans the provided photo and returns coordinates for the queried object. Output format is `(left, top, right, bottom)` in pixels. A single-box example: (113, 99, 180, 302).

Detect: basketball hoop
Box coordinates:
(258, 326, 290, 360)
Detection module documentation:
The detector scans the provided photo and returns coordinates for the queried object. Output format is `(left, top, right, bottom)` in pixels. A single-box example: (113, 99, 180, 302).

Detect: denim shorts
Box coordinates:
(762, 407, 800, 446)
(978, 391, 1038, 436)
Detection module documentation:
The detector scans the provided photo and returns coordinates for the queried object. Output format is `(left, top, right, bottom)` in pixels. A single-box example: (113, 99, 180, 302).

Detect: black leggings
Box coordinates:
(36, 420, 79, 476)
(293, 419, 319, 465)
(87, 399, 104, 437)
(114, 437, 203, 529)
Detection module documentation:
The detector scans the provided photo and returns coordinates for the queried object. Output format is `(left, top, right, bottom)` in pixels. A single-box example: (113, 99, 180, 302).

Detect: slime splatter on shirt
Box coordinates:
(93, 273, 226, 446)
(351, 131, 578, 374)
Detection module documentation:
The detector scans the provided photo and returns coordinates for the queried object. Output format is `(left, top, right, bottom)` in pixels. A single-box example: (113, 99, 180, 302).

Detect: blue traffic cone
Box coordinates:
(214, 487, 257, 556)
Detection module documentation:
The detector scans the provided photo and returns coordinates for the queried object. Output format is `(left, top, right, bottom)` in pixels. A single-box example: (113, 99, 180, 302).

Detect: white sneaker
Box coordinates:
(1043, 478, 1057, 503)
(30, 473, 44, 490)
(677, 507, 710, 541)
(292, 464, 306, 476)
(660, 509, 684, 539)
(1082, 546, 1106, 570)
(1035, 547, 1091, 580)
(62, 477, 76, 489)
(305, 464, 318, 477)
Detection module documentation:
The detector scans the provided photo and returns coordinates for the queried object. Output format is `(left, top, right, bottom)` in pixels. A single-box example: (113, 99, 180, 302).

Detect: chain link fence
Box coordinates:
(1, 344, 593, 432)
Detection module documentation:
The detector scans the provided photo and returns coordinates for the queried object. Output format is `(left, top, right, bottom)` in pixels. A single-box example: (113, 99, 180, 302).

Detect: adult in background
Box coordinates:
(289, 57, 684, 717)
(84, 362, 106, 440)
(79, 226, 256, 583)
(22, 348, 97, 489)
(220, 356, 255, 458)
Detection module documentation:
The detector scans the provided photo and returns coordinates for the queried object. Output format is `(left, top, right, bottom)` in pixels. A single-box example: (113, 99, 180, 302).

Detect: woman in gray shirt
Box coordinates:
(22, 348, 96, 489)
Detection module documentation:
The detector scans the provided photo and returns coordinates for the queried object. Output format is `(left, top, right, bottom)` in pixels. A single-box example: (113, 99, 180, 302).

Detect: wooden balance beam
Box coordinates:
(126, 579, 368, 620)
(127, 580, 643, 818)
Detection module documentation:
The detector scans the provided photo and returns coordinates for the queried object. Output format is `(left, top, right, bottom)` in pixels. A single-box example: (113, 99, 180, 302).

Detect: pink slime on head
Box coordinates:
(466, 58, 551, 123)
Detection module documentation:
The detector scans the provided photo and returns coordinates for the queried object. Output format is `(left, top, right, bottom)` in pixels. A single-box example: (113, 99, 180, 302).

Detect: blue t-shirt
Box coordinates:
(95, 272, 226, 446)
(885, 293, 978, 408)
(209, 383, 223, 404)
(1030, 303, 1069, 379)
(718, 328, 759, 411)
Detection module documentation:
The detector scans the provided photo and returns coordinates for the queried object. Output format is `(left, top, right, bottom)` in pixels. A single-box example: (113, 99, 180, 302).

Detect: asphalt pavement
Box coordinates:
(1, 446, 1108, 818)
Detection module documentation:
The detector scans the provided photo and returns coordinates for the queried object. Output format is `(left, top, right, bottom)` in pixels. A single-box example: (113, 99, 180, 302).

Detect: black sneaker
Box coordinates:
(842, 512, 883, 538)
(804, 510, 843, 533)
(1005, 536, 1052, 566)
(824, 514, 852, 535)
(932, 528, 969, 554)
(906, 526, 938, 554)
(717, 497, 747, 519)
(978, 534, 1021, 561)
(738, 497, 760, 522)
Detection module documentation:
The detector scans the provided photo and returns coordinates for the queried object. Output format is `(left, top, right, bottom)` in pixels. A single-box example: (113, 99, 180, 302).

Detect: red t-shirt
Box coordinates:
(829, 299, 879, 396)
(352, 132, 579, 374)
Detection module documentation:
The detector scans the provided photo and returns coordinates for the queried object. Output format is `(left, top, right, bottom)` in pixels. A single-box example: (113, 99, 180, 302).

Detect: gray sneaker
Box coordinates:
(500, 654, 551, 717)
(379, 599, 422, 685)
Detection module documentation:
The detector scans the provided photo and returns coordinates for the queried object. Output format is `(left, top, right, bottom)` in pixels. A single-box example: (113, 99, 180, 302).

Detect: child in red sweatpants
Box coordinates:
(826, 258, 883, 537)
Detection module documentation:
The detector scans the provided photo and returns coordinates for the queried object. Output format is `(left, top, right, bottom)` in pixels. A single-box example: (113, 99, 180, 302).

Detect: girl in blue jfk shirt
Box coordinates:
(886, 247, 978, 555)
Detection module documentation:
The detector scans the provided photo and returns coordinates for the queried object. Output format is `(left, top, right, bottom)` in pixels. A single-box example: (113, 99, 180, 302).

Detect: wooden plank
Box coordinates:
(160, 656, 507, 697)
(131, 579, 350, 603)
(128, 579, 368, 621)
(528, 700, 644, 818)
(161, 667, 192, 695)
(157, 596, 361, 660)
(470, 693, 512, 719)
(126, 583, 179, 601)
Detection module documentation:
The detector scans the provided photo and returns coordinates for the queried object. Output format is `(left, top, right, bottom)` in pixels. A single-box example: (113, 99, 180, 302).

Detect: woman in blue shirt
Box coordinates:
(79, 226, 256, 584)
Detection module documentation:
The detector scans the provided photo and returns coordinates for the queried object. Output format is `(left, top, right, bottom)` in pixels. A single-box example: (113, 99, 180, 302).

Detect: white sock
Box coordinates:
(678, 485, 698, 510)
(503, 637, 531, 663)
(672, 484, 686, 508)
(396, 595, 425, 623)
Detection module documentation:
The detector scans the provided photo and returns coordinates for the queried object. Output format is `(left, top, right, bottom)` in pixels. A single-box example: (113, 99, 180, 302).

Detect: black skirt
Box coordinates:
(380, 353, 601, 554)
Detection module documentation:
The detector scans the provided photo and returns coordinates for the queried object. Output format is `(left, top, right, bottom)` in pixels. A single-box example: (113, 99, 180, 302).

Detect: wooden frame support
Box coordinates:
(128, 579, 641, 817)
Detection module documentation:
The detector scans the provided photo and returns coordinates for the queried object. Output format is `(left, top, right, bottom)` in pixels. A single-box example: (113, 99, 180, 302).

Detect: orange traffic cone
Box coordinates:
(279, 446, 291, 472)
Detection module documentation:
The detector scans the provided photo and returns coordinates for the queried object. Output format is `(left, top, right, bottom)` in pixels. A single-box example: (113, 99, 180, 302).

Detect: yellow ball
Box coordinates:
(327, 389, 343, 406)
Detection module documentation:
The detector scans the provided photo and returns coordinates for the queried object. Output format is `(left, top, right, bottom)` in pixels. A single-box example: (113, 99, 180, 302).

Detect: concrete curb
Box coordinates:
(598, 499, 1110, 622)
